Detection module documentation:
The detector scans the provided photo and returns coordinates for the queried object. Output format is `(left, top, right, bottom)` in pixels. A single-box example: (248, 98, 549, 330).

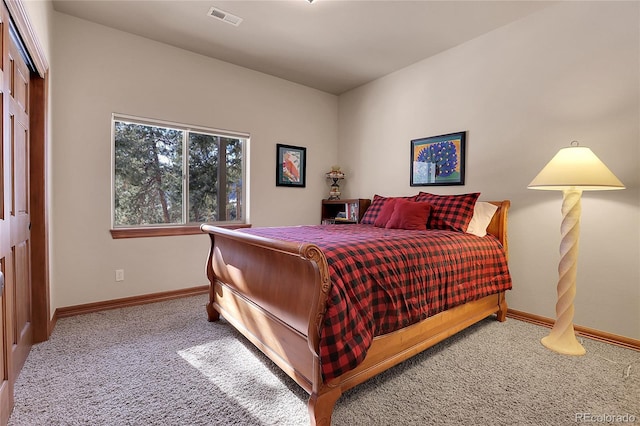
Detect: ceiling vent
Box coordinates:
(207, 7, 243, 27)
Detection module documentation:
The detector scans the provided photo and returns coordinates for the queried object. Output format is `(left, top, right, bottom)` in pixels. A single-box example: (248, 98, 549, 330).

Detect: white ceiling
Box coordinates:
(52, 0, 553, 95)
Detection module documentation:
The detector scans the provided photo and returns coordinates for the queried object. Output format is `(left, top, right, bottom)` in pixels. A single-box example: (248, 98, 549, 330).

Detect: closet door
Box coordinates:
(0, 4, 14, 422)
(0, 2, 33, 423)
(8, 14, 32, 383)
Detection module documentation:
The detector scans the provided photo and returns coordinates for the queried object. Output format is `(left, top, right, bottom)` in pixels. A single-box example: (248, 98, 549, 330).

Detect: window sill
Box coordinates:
(110, 223, 252, 239)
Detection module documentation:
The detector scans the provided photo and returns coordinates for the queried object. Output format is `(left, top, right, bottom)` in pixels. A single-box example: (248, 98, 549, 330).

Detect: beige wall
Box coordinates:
(22, 1, 53, 56)
(50, 12, 338, 308)
(338, 2, 640, 339)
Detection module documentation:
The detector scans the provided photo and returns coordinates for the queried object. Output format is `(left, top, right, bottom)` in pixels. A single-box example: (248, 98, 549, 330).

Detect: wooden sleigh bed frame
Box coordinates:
(201, 200, 510, 425)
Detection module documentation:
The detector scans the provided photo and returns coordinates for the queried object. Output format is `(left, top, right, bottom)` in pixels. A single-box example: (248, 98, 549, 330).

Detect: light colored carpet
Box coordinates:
(9, 295, 639, 425)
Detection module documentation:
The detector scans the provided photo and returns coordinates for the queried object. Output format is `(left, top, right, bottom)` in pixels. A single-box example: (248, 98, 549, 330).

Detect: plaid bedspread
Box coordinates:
(241, 224, 512, 381)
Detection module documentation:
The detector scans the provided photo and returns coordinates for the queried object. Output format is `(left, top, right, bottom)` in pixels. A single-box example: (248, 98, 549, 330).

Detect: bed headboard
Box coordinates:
(486, 200, 510, 260)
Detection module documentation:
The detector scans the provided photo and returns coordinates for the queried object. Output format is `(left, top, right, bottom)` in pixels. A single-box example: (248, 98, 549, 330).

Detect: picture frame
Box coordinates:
(276, 143, 306, 187)
(410, 131, 466, 186)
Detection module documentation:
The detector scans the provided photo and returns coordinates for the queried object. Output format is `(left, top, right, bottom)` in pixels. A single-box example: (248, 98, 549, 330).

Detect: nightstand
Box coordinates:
(321, 198, 371, 224)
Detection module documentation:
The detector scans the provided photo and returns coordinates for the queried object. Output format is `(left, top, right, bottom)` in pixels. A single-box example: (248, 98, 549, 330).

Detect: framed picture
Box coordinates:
(410, 131, 466, 186)
(276, 144, 306, 187)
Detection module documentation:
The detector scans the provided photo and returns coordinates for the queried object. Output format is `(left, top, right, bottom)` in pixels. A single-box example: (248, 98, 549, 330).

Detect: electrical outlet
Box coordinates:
(115, 269, 125, 282)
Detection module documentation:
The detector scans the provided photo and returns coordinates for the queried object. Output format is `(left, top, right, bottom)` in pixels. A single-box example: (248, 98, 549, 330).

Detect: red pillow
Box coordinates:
(373, 198, 397, 227)
(414, 192, 480, 232)
(386, 200, 432, 230)
(360, 194, 417, 225)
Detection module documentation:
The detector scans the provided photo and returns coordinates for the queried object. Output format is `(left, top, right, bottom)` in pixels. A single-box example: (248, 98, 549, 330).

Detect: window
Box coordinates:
(111, 114, 247, 234)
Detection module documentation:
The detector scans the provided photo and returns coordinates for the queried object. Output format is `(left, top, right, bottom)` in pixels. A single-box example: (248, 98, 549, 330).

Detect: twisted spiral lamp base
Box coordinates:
(541, 189, 586, 356)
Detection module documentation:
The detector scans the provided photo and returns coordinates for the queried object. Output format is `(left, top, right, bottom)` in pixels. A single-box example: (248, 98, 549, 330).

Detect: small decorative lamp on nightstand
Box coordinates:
(325, 166, 345, 200)
(528, 141, 625, 355)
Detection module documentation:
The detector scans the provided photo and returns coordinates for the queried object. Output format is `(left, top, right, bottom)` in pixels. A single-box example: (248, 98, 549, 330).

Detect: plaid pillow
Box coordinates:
(360, 194, 417, 225)
(414, 192, 480, 232)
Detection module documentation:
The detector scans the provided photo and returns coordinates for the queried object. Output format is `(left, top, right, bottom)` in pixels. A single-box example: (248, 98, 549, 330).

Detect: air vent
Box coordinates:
(207, 7, 243, 26)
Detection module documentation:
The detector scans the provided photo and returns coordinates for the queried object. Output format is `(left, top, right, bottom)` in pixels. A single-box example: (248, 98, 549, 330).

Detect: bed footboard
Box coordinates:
(201, 224, 329, 395)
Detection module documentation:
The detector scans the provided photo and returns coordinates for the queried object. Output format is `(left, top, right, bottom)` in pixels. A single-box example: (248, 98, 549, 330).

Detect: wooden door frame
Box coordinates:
(5, 0, 50, 343)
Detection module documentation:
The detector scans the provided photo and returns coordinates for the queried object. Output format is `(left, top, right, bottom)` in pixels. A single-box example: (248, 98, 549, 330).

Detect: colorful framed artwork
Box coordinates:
(276, 144, 306, 187)
(410, 131, 466, 186)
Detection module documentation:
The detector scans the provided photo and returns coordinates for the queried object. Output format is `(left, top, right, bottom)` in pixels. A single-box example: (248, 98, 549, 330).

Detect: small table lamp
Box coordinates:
(325, 166, 345, 200)
(528, 141, 625, 355)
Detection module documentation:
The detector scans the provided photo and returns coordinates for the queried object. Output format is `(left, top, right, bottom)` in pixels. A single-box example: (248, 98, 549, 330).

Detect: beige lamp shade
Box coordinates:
(528, 143, 625, 191)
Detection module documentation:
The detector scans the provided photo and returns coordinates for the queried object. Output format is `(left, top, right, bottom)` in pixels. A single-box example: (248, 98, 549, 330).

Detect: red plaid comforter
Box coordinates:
(241, 224, 512, 381)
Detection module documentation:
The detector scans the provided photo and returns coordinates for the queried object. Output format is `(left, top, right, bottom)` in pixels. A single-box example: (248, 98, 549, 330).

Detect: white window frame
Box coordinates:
(110, 113, 249, 238)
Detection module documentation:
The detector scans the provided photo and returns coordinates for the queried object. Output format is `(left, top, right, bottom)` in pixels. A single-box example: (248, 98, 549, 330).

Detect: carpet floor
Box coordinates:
(8, 294, 639, 425)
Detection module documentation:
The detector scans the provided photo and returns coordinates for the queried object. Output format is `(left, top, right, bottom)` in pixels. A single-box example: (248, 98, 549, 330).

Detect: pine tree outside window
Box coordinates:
(111, 114, 246, 232)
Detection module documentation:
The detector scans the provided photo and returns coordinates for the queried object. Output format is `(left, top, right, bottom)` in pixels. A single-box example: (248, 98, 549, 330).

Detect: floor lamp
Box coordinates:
(528, 141, 625, 355)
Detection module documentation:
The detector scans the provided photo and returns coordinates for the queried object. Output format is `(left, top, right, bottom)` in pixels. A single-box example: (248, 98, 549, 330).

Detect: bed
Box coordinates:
(201, 195, 511, 425)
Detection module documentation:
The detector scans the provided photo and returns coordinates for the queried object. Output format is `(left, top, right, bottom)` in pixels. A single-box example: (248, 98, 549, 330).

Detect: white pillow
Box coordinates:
(466, 202, 498, 237)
